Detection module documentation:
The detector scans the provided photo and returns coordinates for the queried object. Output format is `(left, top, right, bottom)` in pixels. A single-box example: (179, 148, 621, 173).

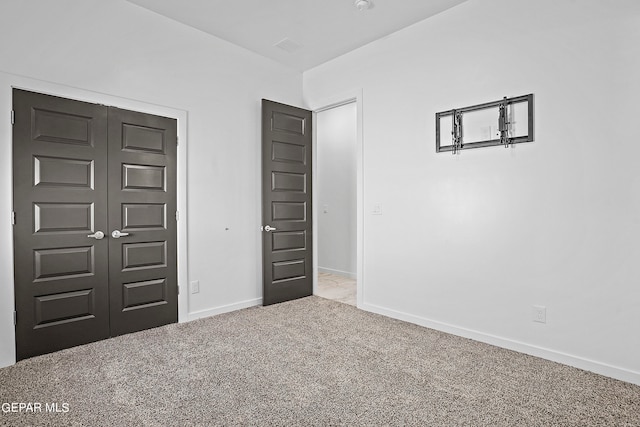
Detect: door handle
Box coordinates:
(263, 225, 277, 232)
(111, 230, 130, 239)
(87, 231, 105, 240)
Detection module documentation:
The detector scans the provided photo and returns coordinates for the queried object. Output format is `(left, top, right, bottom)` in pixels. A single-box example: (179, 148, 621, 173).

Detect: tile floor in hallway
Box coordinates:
(316, 272, 356, 306)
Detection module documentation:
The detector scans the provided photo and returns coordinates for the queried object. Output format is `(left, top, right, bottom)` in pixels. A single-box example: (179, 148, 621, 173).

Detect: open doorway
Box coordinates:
(315, 101, 357, 306)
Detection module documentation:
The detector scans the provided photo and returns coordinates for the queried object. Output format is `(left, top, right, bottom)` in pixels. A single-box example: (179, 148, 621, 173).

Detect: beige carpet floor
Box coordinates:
(0, 296, 639, 426)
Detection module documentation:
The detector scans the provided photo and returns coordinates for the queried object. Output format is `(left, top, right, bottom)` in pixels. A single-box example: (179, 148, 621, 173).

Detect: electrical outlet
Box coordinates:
(190, 280, 200, 294)
(532, 305, 546, 323)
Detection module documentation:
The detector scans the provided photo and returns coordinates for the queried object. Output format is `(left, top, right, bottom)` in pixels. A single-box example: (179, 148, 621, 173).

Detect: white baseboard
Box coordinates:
(186, 298, 262, 322)
(318, 267, 356, 280)
(361, 302, 640, 386)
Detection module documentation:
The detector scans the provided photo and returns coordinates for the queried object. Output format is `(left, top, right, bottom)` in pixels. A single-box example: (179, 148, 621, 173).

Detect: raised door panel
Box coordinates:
(272, 231, 306, 252)
(122, 279, 168, 311)
(34, 156, 94, 189)
(34, 289, 96, 328)
(122, 123, 166, 154)
(121, 203, 167, 231)
(122, 164, 166, 191)
(33, 246, 95, 281)
(272, 141, 306, 165)
(34, 203, 94, 234)
(31, 108, 93, 146)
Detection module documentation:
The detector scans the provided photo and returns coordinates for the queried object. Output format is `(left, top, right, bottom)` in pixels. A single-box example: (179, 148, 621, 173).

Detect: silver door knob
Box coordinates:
(87, 231, 105, 240)
(264, 225, 277, 232)
(111, 230, 130, 239)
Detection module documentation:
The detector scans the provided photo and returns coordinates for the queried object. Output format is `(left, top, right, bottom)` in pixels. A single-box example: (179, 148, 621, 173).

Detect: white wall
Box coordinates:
(0, 0, 302, 368)
(303, 0, 640, 384)
(317, 103, 357, 277)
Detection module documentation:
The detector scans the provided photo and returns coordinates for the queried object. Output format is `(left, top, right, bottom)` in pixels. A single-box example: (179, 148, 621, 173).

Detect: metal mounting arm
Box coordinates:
(498, 97, 511, 147)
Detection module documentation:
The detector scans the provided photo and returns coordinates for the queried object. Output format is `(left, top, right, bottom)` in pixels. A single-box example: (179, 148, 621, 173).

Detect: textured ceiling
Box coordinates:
(125, 0, 469, 71)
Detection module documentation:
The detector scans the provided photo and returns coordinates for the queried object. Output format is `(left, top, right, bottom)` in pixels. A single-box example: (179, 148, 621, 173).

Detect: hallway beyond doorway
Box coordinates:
(316, 272, 356, 306)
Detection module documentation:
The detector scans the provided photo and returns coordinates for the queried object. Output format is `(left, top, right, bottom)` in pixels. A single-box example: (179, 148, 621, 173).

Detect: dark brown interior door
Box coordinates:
(261, 99, 313, 306)
(13, 89, 110, 360)
(13, 89, 177, 360)
(107, 107, 178, 336)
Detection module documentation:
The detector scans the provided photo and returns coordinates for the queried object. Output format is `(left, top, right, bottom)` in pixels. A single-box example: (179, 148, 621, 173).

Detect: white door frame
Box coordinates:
(0, 71, 189, 367)
(309, 89, 364, 307)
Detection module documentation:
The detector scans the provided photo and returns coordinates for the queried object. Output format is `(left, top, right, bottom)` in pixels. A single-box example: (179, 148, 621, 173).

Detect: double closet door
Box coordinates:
(13, 89, 178, 360)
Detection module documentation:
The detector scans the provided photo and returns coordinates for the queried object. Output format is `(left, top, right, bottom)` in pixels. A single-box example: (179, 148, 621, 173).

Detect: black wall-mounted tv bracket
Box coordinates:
(438, 93, 533, 154)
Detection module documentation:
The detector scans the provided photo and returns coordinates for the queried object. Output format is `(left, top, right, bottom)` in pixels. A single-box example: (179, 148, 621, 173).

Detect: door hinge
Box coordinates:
(11, 110, 15, 125)
(11, 211, 15, 225)
(13, 311, 16, 326)
(175, 210, 179, 221)
(177, 285, 180, 295)
(176, 136, 179, 146)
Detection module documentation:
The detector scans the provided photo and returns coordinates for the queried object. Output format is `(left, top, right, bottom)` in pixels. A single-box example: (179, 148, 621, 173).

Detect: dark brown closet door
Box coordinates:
(13, 89, 178, 359)
(107, 107, 178, 336)
(13, 89, 110, 360)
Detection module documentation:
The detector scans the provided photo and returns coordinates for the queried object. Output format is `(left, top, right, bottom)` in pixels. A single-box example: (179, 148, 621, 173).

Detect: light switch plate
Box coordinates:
(191, 280, 200, 294)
